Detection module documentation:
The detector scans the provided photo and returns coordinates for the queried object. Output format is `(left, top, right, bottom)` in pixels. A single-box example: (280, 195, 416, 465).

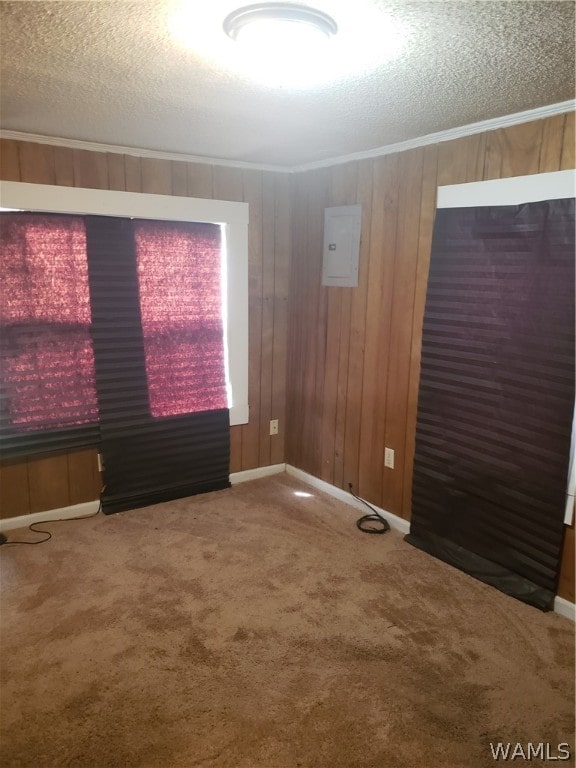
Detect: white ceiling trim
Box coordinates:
(293, 100, 576, 173)
(0, 131, 290, 174)
(1, 100, 574, 175)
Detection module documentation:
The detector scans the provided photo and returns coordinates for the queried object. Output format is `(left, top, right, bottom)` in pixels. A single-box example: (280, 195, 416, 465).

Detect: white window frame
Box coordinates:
(0, 180, 249, 425)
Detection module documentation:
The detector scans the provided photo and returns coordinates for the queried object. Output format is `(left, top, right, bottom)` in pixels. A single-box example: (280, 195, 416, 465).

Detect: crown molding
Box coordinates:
(0, 130, 292, 174)
(1, 100, 574, 175)
(291, 100, 576, 172)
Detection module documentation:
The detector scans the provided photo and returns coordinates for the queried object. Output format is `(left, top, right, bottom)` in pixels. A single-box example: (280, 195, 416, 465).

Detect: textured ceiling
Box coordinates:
(0, 0, 574, 167)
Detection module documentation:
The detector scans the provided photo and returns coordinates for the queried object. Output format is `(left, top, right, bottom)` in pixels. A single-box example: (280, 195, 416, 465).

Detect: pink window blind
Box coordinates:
(0, 214, 98, 432)
(133, 220, 227, 418)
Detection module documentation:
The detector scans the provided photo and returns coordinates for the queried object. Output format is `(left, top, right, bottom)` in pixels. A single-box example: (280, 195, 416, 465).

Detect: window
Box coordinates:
(0, 181, 249, 428)
(134, 219, 227, 418)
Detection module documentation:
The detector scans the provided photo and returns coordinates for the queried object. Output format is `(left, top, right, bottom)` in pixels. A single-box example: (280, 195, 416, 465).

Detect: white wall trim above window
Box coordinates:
(437, 169, 576, 208)
(0, 180, 249, 426)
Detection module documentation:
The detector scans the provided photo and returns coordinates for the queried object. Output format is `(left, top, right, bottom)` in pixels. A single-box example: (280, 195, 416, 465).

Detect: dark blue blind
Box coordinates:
(406, 198, 575, 610)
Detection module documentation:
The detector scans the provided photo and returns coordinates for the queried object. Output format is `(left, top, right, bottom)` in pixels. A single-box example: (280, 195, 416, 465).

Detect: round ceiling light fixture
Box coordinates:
(169, 1, 406, 89)
(223, 3, 338, 46)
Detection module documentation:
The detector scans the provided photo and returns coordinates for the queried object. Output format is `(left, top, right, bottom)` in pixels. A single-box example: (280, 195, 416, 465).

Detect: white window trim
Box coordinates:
(0, 180, 249, 426)
(437, 168, 576, 208)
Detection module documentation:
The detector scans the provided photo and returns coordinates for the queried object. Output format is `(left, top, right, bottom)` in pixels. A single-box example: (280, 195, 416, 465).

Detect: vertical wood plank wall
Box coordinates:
(286, 113, 575, 601)
(0, 140, 291, 516)
(1, 117, 574, 604)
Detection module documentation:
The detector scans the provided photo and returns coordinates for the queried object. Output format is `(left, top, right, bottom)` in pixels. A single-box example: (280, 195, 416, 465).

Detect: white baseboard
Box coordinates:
(284, 465, 575, 621)
(553, 596, 576, 622)
(0, 467, 287, 530)
(230, 463, 286, 485)
(3, 465, 572, 623)
(285, 464, 410, 534)
(0, 500, 100, 533)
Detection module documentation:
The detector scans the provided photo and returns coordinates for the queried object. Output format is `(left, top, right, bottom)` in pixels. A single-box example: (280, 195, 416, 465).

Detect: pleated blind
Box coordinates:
(1, 212, 230, 511)
(0, 213, 100, 456)
(85, 217, 230, 514)
(406, 198, 575, 610)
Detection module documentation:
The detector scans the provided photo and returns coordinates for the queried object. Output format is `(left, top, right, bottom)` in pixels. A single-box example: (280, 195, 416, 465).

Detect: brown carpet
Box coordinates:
(1, 473, 574, 768)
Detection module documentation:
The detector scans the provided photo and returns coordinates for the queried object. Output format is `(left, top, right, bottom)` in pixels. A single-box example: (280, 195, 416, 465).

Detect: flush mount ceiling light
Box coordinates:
(221, 3, 338, 86)
(223, 4, 338, 45)
(169, 1, 407, 89)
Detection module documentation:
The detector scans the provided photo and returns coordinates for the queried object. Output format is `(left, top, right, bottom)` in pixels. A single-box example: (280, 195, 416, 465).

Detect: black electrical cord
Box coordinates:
(0, 488, 104, 547)
(348, 483, 390, 534)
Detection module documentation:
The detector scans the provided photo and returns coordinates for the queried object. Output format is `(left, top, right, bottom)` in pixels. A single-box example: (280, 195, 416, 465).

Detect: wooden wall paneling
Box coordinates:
(73, 149, 109, 190)
(213, 165, 244, 200)
(436, 136, 470, 187)
(288, 171, 314, 471)
(483, 129, 503, 181)
(0, 139, 21, 181)
(283, 179, 297, 465)
(258, 172, 276, 467)
(464, 133, 487, 181)
(0, 460, 30, 519)
(285, 171, 310, 467)
(93, 449, 102, 496)
(28, 453, 70, 513)
(68, 449, 100, 505)
(560, 111, 575, 170)
(124, 155, 142, 192)
(342, 159, 373, 494)
(241, 169, 264, 470)
(499, 121, 544, 178)
(402, 144, 439, 518)
(270, 173, 291, 466)
(171, 161, 188, 196)
(53, 147, 75, 187)
(213, 166, 245, 472)
(538, 114, 566, 172)
(187, 162, 214, 199)
(557, 523, 575, 603)
(484, 122, 543, 181)
(357, 155, 399, 505)
(293, 168, 326, 478)
(18, 142, 55, 184)
(314, 172, 340, 483)
(333, 308, 354, 489)
(317, 289, 339, 483)
(437, 134, 485, 188)
(330, 162, 358, 488)
(310, 169, 330, 479)
(304, 167, 323, 482)
(382, 148, 424, 516)
(291, 169, 324, 476)
(141, 157, 172, 195)
(106, 153, 126, 191)
(3, 116, 572, 521)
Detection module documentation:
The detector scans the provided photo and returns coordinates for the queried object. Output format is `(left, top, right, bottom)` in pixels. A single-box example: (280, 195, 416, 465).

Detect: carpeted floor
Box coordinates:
(1, 473, 574, 768)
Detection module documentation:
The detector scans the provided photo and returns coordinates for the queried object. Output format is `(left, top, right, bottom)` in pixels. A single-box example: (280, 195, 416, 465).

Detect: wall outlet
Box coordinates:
(269, 419, 279, 436)
(384, 447, 395, 469)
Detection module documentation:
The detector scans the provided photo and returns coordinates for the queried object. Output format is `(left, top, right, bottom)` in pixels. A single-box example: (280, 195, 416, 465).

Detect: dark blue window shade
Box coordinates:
(406, 198, 575, 610)
(85, 216, 230, 514)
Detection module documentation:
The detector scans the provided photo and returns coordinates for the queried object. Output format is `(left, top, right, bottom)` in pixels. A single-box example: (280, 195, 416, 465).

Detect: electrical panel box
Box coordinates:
(322, 204, 361, 287)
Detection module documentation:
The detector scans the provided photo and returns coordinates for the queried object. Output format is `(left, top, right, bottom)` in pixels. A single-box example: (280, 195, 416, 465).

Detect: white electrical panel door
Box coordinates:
(322, 204, 361, 287)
